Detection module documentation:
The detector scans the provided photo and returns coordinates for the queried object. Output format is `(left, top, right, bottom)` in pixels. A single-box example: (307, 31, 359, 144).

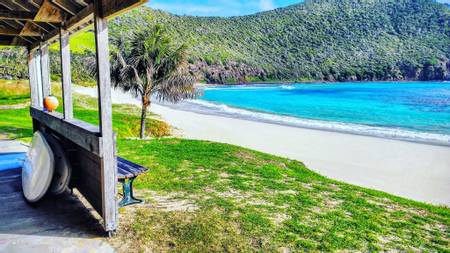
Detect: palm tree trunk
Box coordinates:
(140, 96, 150, 139)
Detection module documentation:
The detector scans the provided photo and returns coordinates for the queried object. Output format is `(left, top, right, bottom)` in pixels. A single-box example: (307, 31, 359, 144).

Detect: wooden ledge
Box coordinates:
(30, 107, 103, 156)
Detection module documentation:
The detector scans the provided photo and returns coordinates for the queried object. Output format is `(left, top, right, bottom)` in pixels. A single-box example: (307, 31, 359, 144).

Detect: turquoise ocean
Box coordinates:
(166, 82, 450, 145)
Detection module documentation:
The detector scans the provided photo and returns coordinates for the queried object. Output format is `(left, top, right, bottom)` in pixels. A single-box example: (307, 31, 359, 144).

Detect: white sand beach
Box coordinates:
(75, 86, 450, 206)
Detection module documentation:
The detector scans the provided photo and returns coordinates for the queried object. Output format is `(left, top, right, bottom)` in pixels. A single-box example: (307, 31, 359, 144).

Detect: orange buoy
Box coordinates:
(44, 96, 59, 112)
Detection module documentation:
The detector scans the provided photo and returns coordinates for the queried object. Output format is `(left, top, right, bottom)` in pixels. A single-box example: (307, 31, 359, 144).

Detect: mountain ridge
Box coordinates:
(1, 0, 449, 84)
(109, 0, 450, 83)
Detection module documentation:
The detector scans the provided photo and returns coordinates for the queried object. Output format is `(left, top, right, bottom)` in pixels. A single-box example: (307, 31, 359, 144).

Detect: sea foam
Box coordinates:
(165, 99, 450, 146)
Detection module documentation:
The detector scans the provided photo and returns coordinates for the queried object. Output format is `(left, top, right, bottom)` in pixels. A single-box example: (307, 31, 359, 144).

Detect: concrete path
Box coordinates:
(0, 234, 114, 253)
(0, 140, 115, 253)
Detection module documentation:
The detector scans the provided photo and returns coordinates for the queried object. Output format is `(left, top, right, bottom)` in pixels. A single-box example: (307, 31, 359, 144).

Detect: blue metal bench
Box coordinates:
(0, 153, 146, 207)
(117, 157, 148, 207)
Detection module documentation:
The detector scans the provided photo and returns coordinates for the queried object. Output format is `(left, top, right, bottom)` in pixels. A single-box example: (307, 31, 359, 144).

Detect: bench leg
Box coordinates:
(119, 178, 143, 207)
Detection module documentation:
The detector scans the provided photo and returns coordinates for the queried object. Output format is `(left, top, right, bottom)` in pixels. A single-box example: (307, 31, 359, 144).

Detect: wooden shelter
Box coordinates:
(0, 0, 147, 233)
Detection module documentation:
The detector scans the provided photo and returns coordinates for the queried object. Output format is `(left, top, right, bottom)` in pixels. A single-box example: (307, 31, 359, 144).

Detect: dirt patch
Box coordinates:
(219, 172, 231, 178)
(139, 190, 199, 212)
(217, 189, 253, 200)
(271, 213, 290, 225)
(0, 133, 8, 140)
(234, 150, 257, 161)
(275, 189, 297, 195)
(323, 198, 343, 209)
(247, 199, 273, 206)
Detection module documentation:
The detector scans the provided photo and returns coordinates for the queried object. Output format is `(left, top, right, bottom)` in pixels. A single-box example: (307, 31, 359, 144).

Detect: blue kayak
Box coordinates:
(0, 153, 26, 171)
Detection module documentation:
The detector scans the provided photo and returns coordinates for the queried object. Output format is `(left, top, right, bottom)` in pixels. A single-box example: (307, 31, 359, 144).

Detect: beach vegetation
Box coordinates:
(0, 80, 170, 140)
(2, 0, 449, 84)
(109, 25, 196, 139)
(0, 80, 29, 106)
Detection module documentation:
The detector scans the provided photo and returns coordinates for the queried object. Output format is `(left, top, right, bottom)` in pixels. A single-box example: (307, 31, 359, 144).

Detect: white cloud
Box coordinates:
(259, 0, 275, 11)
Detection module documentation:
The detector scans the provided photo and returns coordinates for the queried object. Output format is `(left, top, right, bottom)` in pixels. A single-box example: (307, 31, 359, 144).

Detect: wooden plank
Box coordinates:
(74, 149, 103, 214)
(51, 0, 80, 16)
(59, 27, 73, 119)
(0, 20, 22, 30)
(0, 38, 28, 46)
(27, 50, 40, 108)
(0, 26, 21, 36)
(40, 44, 51, 99)
(0, 10, 36, 20)
(30, 108, 102, 155)
(39, 127, 105, 217)
(35, 50, 44, 106)
(100, 0, 147, 18)
(34, 0, 65, 23)
(10, 0, 39, 12)
(94, 0, 117, 231)
(30, 3, 93, 49)
(20, 21, 42, 36)
(27, 0, 148, 50)
(65, 3, 93, 31)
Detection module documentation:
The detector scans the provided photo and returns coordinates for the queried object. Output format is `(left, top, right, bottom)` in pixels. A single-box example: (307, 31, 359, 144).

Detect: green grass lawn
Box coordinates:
(49, 28, 95, 54)
(0, 81, 448, 252)
(0, 80, 169, 140)
(113, 139, 450, 252)
(0, 80, 30, 106)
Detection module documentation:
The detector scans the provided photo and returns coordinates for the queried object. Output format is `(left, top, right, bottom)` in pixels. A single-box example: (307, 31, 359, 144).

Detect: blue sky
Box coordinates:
(147, 0, 450, 17)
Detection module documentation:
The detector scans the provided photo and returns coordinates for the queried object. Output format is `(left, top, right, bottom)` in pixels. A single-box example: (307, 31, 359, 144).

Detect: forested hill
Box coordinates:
(110, 0, 450, 83)
(1, 0, 449, 84)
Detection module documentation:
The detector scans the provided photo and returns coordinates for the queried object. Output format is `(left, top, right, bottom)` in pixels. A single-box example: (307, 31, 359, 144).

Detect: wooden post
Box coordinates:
(94, 0, 118, 233)
(60, 26, 73, 119)
(40, 44, 51, 99)
(35, 52, 44, 107)
(28, 49, 40, 108)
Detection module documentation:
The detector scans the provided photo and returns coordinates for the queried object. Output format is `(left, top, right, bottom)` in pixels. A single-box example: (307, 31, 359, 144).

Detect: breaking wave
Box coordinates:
(163, 99, 450, 146)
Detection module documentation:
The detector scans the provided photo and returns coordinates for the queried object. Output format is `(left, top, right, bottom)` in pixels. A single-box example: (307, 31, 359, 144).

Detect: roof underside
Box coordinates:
(0, 0, 147, 49)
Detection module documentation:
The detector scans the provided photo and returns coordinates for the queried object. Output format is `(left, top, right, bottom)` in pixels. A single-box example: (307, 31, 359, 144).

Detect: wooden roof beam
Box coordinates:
(30, 3, 93, 49)
(0, 10, 37, 21)
(0, 0, 15, 10)
(0, 36, 29, 46)
(0, 24, 42, 37)
(14, 35, 36, 44)
(74, 0, 89, 7)
(11, 0, 39, 12)
(100, 0, 147, 18)
(34, 0, 65, 23)
(0, 26, 21, 36)
(0, 20, 23, 30)
(51, 0, 80, 16)
(20, 21, 43, 36)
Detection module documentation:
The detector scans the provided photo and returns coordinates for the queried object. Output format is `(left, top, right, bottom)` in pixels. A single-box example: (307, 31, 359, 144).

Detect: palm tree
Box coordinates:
(110, 25, 196, 139)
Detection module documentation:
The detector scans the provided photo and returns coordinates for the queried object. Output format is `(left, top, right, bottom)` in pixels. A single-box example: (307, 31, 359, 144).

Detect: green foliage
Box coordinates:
(0, 80, 29, 105)
(49, 28, 96, 54)
(146, 119, 171, 138)
(110, 25, 195, 138)
(0, 80, 170, 140)
(109, 0, 450, 83)
(113, 138, 450, 252)
(1, 0, 449, 84)
(0, 49, 28, 79)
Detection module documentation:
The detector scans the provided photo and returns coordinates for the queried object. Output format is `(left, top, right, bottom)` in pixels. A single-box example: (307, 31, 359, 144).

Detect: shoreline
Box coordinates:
(151, 103, 450, 206)
(196, 79, 450, 87)
(161, 99, 450, 147)
(73, 86, 450, 206)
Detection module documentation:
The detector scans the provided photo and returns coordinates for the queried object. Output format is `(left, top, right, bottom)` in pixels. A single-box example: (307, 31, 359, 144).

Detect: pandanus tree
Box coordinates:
(110, 25, 196, 139)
